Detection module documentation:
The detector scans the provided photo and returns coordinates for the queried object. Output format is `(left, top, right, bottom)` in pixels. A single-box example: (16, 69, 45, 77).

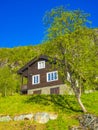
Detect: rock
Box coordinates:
(78, 114, 98, 130)
(68, 126, 83, 130)
(23, 114, 34, 120)
(34, 112, 49, 124)
(14, 115, 25, 121)
(49, 113, 58, 120)
(69, 114, 98, 130)
(14, 114, 33, 121)
(0, 116, 12, 122)
(0, 112, 58, 123)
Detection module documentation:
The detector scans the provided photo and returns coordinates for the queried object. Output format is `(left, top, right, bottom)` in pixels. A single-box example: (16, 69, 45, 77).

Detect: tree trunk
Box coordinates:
(74, 88, 87, 113)
(70, 77, 87, 113)
(77, 95, 87, 113)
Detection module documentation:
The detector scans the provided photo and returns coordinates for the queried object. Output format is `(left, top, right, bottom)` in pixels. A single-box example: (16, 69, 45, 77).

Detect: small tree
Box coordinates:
(0, 66, 20, 96)
(43, 7, 97, 112)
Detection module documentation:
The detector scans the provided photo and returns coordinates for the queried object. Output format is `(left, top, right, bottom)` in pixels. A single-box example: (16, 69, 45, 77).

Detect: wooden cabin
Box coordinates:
(17, 55, 67, 94)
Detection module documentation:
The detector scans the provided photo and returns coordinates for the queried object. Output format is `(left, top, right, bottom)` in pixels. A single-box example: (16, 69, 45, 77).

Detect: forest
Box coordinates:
(0, 45, 43, 96)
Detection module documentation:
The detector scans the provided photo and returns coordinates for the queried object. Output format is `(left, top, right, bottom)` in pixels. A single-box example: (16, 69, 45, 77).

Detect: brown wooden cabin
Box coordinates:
(17, 55, 67, 95)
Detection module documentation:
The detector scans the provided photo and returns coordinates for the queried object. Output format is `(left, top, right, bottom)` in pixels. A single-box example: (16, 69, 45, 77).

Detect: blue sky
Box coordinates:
(0, 0, 98, 48)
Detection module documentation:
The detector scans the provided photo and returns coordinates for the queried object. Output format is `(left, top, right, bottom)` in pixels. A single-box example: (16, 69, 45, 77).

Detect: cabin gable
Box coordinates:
(27, 59, 62, 90)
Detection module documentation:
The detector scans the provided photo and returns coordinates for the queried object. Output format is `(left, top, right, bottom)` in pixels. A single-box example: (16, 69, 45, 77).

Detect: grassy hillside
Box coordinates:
(0, 45, 42, 69)
(0, 91, 98, 130)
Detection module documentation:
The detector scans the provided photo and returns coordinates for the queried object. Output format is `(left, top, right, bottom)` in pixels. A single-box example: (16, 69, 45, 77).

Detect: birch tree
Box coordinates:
(43, 7, 97, 112)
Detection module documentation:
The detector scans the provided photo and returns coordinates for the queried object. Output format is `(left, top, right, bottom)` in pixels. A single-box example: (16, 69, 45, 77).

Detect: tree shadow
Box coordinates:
(25, 94, 82, 113)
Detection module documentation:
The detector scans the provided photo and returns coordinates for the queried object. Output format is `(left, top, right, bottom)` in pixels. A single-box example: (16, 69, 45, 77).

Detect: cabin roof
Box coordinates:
(17, 55, 49, 74)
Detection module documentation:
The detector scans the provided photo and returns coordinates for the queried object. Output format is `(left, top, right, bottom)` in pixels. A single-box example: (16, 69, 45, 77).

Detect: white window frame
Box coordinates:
(32, 74, 40, 85)
(38, 61, 45, 69)
(47, 71, 58, 82)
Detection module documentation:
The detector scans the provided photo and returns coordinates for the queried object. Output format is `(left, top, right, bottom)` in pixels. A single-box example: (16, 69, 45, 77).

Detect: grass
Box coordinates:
(0, 94, 54, 116)
(0, 91, 98, 130)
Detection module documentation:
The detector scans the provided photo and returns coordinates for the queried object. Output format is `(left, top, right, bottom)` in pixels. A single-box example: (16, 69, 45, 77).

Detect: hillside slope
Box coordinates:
(0, 44, 43, 96)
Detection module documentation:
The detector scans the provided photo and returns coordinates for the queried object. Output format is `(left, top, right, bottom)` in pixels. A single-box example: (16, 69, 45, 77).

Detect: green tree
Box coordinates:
(0, 66, 20, 96)
(43, 6, 90, 40)
(43, 7, 97, 112)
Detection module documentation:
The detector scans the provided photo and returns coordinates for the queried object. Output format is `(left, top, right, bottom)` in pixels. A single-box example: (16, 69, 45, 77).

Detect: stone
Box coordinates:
(34, 112, 49, 124)
(0, 116, 12, 122)
(0, 112, 58, 123)
(68, 126, 83, 130)
(49, 113, 58, 120)
(69, 114, 98, 130)
(14, 115, 25, 121)
(23, 114, 33, 120)
(14, 114, 33, 121)
(78, 114, 98, 130)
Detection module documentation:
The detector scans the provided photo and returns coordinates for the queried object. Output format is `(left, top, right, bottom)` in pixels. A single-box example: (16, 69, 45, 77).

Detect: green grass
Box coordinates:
(0, 94, 55, 116)
(82, 92, 98, 115)
(0, 91, 98, 130)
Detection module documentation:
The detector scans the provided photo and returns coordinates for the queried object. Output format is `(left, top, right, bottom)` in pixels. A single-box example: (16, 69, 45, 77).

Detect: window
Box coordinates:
(33, 90, 41, 94)
(38, 61, 45, 69)
(50, 87, 59, 94)
(32, 74, 40, 84)
(47, 71, 58, 82)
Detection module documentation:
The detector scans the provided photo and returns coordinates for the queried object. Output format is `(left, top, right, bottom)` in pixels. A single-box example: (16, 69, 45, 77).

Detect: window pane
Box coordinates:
(51, 73, 54, 80)
(35, 76, 38, 83)
(42, 62, 45, 68)
(34, 76, 36, 83)
(37, 76, 38, 83)
(39, 63, 41, 68)
(48, 73, 50, 81)
(38, 61, 45, 69)
(47, 71, 58, 82)
(54, 72, 57, 80)
(32, 75, 40, 84)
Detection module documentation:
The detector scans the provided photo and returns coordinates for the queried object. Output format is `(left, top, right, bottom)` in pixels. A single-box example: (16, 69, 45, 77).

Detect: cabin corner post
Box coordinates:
(27, 66, 30, 89)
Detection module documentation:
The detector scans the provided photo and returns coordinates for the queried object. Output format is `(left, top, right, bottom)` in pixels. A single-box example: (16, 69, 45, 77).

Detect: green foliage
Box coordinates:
(0, 45, 43, 96)
(43, 6, 97, 89)
(43, 6, 98, 112)
(43, 6, 91, 40)
(0, 45, 42, 68)
(0, 66, 20, 96)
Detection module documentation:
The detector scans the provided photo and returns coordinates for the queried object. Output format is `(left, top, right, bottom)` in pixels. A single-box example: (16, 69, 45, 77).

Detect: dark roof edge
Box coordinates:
(17, 55, 48, 74)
